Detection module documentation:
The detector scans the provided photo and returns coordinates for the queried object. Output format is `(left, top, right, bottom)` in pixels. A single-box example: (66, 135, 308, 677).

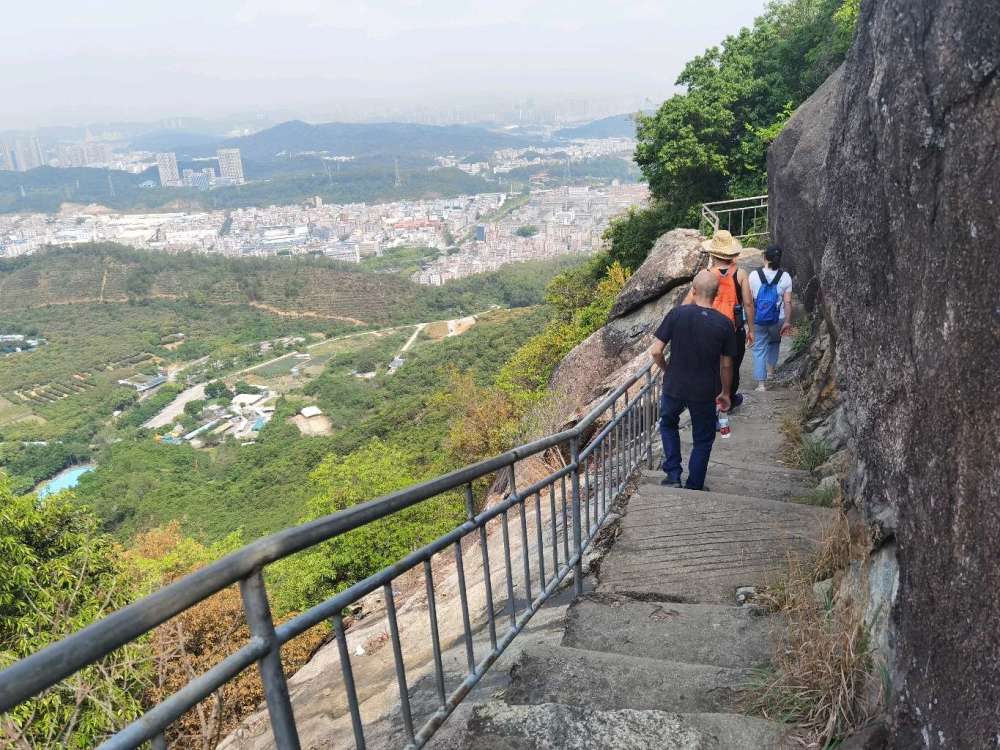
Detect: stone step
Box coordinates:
(505, 644, 748, 713)
(597, 485, 835, 604)
(641, 467, 814, 504)
(458, 701, 790, 750)
(562, 593, 779, 670)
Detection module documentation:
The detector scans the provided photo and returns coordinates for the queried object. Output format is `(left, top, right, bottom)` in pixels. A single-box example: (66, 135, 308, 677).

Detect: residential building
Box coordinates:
(156, 152, 181, 187)
(57, 144, 87, 168)
(0, 143, 14, 171)
(216, 148, 245, 184)
(13, 137, 44, 171)
(83, 142, 114, 165)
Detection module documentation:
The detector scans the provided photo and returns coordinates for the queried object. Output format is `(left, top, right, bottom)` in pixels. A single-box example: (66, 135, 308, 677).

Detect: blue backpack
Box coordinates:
(753, 269, 784, 325)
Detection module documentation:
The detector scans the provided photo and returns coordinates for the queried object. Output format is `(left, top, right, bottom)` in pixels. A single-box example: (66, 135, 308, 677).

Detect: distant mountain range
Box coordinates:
(555, 113, 643, 140)
(174, 120, 532, 162)
(134, 115, 647, 162)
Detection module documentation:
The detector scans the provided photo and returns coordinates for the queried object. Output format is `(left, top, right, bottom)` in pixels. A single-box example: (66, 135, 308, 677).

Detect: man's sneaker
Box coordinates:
(755, 382, 767, 392)
(660, 477, 683, 488)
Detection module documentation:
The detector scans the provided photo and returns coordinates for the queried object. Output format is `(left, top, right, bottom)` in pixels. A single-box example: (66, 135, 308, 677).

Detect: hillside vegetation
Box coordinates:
(0, 247, 577, 493)
(0, 244, 571, 324)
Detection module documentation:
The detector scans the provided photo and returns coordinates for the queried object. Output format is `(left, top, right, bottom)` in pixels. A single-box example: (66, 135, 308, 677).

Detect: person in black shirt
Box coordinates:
(650, 270, 738, 490)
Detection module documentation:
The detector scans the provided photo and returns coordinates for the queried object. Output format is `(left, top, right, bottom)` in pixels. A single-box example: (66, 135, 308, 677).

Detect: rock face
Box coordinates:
(766, 65, 844, 310)
(769, 1, 1000, 746)
(608, 228, 705, 319)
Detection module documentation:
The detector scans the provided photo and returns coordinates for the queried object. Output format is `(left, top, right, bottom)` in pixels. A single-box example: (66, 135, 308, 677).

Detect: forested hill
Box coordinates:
(194, 120, 529, 161)
(555, 113, 641, 140)
(0, 245, 568, 326)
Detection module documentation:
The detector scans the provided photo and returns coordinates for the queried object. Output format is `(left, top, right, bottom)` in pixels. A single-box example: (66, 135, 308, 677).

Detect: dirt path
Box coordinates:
(143, 383, 206, 429)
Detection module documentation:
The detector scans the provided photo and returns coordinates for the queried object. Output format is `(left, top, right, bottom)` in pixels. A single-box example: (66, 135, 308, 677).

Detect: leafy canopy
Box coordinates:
(606, 0, 858, 269)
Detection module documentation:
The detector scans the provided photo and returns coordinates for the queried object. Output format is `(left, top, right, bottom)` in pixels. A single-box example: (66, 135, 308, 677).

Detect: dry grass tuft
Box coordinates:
(748, 510, 881, 747)
(780, 413, 834, 472)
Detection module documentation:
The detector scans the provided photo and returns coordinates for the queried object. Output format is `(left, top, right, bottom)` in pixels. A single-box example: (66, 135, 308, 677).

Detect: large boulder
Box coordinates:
(769, 1, 1000, 745)
(608, 228, 704, 320)
(767, 66, 844, 311)
(547, 229, 702, 425)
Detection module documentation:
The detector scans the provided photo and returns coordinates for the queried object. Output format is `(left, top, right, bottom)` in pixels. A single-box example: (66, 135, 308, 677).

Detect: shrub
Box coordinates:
(791, 317, 814, 356)
(128, 523, 326, 748)
(0, 476, 147, 747)
(267, 440, 464, 613)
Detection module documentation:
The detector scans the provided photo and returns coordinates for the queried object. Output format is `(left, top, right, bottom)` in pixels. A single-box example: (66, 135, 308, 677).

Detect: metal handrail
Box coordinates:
(0, 360, 662, 750)
(701, 194, 769, 241)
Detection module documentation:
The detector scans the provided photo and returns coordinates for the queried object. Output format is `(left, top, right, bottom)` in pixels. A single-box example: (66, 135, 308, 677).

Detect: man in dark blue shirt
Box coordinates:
(649, 270, 738, 490)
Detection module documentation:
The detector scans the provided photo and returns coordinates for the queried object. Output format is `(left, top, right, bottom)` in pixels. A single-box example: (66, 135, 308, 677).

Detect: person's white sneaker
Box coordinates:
(755, 382, 767, 392)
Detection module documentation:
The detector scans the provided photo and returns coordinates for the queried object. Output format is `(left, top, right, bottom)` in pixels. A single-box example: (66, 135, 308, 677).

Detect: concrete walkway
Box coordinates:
(445, 340, 836, 749)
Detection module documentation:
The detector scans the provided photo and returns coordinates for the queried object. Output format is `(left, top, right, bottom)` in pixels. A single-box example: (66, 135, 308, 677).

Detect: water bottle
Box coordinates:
(718, 411, 731, 439)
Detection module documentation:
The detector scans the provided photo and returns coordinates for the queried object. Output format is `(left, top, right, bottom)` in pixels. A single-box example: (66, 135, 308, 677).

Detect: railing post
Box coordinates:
(240, 570, 301, 750)
(570, 435, 584, 595)
(645, 369, 656, 470)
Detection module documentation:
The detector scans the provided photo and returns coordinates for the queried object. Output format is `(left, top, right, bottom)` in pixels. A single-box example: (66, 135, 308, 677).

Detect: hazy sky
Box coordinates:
(2, 0, 769, 129)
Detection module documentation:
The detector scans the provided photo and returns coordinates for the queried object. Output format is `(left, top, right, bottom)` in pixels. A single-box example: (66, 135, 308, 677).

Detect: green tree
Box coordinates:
(612, 0, 858, 269)
(183, 398, 206, 418)
(0, 477, 146, 747)
(268, 440, 463, 613)
(204, 380, 234, 401)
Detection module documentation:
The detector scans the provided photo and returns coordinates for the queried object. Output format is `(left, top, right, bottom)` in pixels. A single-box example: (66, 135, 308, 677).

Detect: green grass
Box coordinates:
(792, 317, 814, 356)
(799, 435, 834, 472)
(794, 483, 838, 507)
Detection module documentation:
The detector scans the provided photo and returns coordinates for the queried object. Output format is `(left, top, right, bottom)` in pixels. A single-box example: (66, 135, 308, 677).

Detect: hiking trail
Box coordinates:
(428, 336, 836, 749)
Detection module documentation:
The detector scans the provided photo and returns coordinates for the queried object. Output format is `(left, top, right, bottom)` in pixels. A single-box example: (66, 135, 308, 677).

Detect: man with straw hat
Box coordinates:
(683, 229, 754, 412)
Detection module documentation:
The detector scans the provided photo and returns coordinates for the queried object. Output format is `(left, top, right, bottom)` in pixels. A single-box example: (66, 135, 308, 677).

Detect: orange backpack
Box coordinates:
(711, 267, 741, 328)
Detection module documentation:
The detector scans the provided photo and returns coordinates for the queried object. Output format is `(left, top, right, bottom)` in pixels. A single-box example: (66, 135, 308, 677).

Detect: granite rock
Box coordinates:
(769, 1, 1000, 744)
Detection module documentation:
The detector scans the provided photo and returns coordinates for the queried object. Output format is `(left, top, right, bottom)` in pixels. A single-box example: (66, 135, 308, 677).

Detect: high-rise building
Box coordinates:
(0, 143, 13, 171)
(83, 142, 114, 166)
(157, 152, 181, 187)
(216, 148, 245, 184)
(13, 137, 44, 171)
(57, 144, 87, 168)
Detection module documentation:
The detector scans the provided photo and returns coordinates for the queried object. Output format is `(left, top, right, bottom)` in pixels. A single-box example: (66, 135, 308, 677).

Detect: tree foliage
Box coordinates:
(127, 523, 325, 749)
(0, 478, 146, 748)
(268, 440, 464, 613)
(607, 0, 858, 269)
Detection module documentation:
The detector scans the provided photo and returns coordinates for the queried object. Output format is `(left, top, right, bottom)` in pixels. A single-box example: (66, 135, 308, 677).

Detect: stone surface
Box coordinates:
(836, 721, 890, 750)
(834, 542, 899, 672)
(768, 1, 1000, 744)
(608, 228, 705, 320)
(767, 66, 844, 310)
(641, 467, 812, 505)
(562, 593, 779, 669)
(505, 644, 748, 713)
(460, 703, 789, 750)
(596, 484, 834, 604)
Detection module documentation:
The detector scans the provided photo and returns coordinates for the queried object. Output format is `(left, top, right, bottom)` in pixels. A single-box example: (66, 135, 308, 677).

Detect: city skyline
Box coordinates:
(0, 0, 769, 130)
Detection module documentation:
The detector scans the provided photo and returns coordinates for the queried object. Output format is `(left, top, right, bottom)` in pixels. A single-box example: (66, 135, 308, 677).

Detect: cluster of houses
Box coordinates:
(158, 389, 277, 447)
(0, 333, 44, 356)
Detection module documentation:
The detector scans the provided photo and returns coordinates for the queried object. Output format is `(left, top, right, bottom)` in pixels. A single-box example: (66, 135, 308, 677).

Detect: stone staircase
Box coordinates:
(441, 346, 837, 749)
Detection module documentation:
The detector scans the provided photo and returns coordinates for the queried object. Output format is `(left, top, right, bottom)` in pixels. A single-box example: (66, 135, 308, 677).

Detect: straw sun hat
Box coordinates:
(702, 230, 743, 259)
